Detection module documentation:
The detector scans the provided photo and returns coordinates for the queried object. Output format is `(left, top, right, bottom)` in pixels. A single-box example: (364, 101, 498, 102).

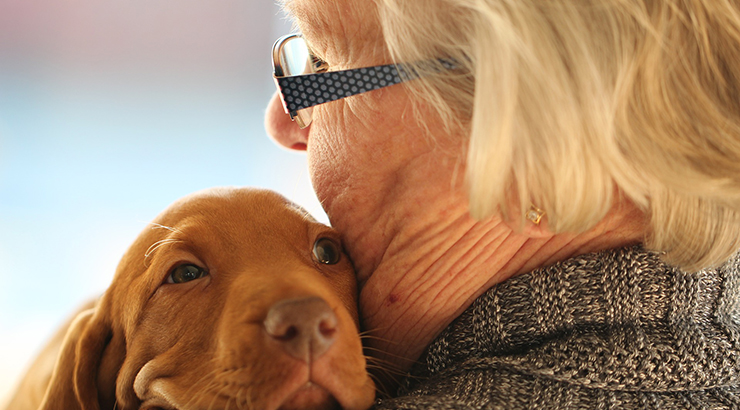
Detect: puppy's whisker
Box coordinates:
(148, 222, 183, 235)
(363, 346, 417, 364)
(144, 238, 182, 259)
(365, 372, 393, 400)
(365, 363, 400, 373)
(364, 354, 404, 368)
(358, 331, 384, 339)
(363, 337, 402, 348)
(185, 374, 222, 410)
(181, 367, 221, 406)
(364, 354, 401, 368)
(199, 379, 225, 408)
(246, 385, 255, 410)
(365, 360, 409, 377)
(359, 327, 405, 346)
(359, 334, 396, 343)
(205, 384, 222, 410)
(186, 384, 208, 410)
(235, 387, 245, 410)
(359, 325, 395, 335)
(358, 329, 380, 337)
(210, 381, 233, 410)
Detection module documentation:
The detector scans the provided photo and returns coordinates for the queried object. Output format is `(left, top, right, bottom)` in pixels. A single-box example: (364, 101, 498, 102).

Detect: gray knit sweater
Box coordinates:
(374, 245, 740, 409)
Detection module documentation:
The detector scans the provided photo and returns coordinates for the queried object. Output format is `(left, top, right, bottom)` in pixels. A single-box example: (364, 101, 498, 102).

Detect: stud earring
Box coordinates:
(525, 204, 545, 225)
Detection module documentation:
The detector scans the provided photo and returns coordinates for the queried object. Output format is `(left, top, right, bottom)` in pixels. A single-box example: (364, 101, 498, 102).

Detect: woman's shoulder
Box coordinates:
(378, 245, 740, 409)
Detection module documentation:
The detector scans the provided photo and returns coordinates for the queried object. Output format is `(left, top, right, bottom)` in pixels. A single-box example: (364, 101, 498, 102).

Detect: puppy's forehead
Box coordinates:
(153, 187, 320, 239)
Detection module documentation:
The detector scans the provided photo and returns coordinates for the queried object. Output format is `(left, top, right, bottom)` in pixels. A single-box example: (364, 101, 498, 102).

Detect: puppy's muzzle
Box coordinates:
(264, 297, 338, 362)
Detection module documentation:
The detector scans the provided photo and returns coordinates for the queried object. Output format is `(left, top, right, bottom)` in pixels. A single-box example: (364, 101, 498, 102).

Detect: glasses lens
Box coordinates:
(279, 36, 313, 76)
(276, 35, 314, 128)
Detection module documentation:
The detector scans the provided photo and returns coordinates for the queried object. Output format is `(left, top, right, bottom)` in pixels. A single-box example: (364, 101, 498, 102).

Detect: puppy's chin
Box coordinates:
(278, 383, 340, 410)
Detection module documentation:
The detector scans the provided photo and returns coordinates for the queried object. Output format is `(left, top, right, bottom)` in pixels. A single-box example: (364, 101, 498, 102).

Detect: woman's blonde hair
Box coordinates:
(377, 0, 740, 271)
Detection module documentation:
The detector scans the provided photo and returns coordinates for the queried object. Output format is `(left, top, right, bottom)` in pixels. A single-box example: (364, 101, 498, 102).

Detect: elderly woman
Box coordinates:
(266, 0, 740, 408)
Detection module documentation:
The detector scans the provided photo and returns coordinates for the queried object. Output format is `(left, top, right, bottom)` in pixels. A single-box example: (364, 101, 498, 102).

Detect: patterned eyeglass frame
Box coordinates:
(272, 33, 456, 129)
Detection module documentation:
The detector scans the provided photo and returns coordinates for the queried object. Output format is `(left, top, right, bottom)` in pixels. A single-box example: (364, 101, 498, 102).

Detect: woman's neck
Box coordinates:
(354, 197, 646, 395)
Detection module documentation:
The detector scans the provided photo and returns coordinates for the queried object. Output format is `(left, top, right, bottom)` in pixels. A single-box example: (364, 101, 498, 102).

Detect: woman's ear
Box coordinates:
(38, 299, 123, 410)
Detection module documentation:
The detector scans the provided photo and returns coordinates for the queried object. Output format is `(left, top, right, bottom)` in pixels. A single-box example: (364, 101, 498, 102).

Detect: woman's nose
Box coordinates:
(265, 91, 310, 151)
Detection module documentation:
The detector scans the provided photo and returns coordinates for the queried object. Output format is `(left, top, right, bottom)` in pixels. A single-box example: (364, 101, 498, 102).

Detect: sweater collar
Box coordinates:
(408, 245, 740, 392)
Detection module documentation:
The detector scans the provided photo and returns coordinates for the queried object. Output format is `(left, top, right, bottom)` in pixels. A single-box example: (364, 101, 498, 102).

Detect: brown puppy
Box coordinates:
(4, 187, 375, 410)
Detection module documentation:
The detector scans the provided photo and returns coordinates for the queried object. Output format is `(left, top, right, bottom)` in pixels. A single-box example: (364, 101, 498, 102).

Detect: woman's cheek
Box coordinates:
(306, 114, 351, 201)
(305, 89, 415, 207)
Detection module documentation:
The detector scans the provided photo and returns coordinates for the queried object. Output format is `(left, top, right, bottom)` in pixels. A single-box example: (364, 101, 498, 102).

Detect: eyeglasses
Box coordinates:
(271, 33, 456, 128)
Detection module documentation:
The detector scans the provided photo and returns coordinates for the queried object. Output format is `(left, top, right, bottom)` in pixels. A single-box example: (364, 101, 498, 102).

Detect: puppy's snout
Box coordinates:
(264, 297, 338, 362)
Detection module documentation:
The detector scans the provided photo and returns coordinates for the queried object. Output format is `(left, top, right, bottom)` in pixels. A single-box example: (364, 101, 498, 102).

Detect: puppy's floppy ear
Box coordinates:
(38, 298, 125, 410)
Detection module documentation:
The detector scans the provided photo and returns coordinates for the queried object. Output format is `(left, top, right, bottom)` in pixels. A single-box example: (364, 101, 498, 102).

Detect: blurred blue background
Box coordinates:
(0, 0, 323, 402)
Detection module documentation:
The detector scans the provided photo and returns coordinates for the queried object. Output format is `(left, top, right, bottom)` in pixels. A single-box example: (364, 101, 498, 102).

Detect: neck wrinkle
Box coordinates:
(358, 200, 646, 393)
(358, 211, 532, 387)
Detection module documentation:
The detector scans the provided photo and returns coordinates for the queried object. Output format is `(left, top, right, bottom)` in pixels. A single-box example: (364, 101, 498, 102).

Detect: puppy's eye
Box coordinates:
(167, 264, 208, 284)
(313, 238, 341, 265)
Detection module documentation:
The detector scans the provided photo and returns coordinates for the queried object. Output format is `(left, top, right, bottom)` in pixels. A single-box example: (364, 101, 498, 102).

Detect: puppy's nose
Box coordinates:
(264, 297, 337, 362)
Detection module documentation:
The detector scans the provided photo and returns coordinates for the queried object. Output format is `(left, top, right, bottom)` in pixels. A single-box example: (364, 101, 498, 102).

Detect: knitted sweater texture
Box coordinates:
(374, 245, 740, 409)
